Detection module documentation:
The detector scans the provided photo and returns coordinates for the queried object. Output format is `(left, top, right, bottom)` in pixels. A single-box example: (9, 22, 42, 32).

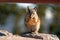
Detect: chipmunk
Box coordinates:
(24, 6, 40, 34)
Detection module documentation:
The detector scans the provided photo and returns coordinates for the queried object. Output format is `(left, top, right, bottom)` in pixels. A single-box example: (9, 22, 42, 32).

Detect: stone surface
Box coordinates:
(21, 33, 59, 40)
(0, 30, 59, 40)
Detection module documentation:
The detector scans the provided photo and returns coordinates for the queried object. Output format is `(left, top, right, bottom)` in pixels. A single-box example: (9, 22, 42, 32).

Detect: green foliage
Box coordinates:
(0, 4, 20, 25)
(0, 4, 9, 25)
(37, 5, 47, 17)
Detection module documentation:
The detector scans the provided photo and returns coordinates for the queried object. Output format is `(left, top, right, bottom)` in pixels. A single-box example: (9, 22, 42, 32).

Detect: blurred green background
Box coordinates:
(0, 3, 60, 38)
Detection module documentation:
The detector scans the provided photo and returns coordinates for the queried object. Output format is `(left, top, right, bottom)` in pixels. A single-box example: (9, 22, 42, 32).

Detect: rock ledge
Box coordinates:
(0, 30, 59, 40)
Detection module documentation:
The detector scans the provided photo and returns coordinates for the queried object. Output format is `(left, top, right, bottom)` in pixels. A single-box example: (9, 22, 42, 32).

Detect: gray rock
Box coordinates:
(0, 30, 12, 36)
(21, 33, 59, 40)
(0, 30, 59, 40)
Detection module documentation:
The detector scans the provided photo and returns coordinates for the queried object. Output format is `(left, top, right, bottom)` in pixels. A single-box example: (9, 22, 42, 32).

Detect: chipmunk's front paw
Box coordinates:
(32, 32, 39, 34)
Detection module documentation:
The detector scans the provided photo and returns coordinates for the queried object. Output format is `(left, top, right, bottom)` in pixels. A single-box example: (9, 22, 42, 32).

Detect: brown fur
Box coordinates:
(24, 7, 40, 34)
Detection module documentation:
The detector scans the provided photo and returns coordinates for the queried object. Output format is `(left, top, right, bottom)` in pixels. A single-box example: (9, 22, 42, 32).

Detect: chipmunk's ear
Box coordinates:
(26, 6, 30, 12)
(34, 7, 37, 11)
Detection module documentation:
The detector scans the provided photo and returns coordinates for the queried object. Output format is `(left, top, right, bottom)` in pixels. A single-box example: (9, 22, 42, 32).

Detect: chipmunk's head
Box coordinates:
(27, 6, 38, 19)
(27, 6, 37, 15)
